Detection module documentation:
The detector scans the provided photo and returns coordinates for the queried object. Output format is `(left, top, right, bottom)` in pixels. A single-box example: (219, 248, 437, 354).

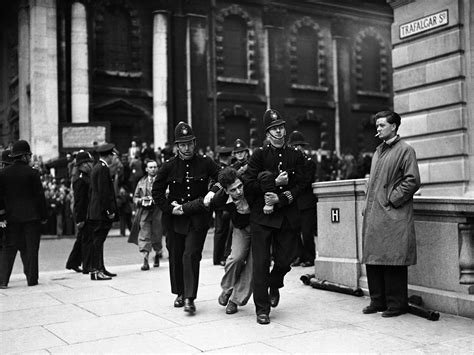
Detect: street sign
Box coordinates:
(399, 10, 448, 39)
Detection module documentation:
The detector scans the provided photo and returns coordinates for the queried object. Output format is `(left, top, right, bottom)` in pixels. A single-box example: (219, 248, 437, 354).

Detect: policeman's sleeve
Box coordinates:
(207, 157, 222, 192)
(152, 164, 172, 213)
(242, 148, 264, 196)
(181, 197, 209, 215)
(0, 173, 5, 217)
(278, 150, 306, 206)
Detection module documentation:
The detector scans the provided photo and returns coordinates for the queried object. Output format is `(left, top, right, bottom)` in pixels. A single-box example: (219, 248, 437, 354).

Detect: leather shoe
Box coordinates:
(82, 268, 90, 275)
(256, 314, 270, 325)
(153, 255, 160, 268)
(141, 258, 150, 271)
(66, 266, 83, 273)
(269, 288, 280, 308)
(382, 308, 406, 318)
(102, 269, 117, 277)
(184, 298, 196, 313)
(362, 304, 387, 314)
(218, 291, 231, 306)
(290, 257, 301, 267)
(225, 300, 238, 314)
(0, 285, 7, 289)
(91, 271, 112, 281)
(174, 295, 184, 308)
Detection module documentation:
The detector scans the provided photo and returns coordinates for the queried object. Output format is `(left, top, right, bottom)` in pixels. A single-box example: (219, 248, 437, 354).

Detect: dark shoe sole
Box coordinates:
(363, 305, 387, 314)
(257, 314, 270, 325)
(382, 309, 406, 318)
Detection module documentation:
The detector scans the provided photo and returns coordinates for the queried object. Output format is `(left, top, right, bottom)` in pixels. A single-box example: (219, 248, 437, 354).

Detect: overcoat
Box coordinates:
(88, 160, 117, 221)
(362, 136, 420, 266)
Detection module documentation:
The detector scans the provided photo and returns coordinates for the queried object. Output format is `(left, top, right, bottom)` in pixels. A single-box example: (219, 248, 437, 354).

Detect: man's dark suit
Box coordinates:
(0, 160, 47, 286)
(66, 171, 91, 272)
(242, 144, 306, 316)
(88, 160, 117, 272)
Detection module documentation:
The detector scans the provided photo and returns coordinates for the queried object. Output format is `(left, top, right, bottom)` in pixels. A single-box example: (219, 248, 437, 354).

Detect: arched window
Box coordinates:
(102, 6, 131, 71)
(354, 27, 389, 94)
(222, 15, 247, 79)
(289, 17, 326, 90)
(296, 26, 319, 86)
(360, 36, 381, 92)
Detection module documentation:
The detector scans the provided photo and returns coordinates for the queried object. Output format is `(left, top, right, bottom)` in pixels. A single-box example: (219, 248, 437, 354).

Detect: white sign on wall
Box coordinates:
(399, 10, 449, 39)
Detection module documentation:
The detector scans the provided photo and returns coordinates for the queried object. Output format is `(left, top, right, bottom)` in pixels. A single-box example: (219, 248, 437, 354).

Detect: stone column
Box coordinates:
(71, 1, 89, 123)
(18, 0, 30, 142)
(27, 0, 59, 160)
(152, 11, 168, 147)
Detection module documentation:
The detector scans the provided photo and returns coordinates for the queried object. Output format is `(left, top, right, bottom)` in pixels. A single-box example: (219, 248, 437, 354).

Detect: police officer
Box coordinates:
(231, 139, 250, 176)
(152, 122, 221, 313)
(88, 143, 117, 281)
(0, 150, 12, 252)
(0, 140, 47, 288)
(288, 131, 317, 267)
(65, 151, 94, 274)
(242, 109, 307, 324)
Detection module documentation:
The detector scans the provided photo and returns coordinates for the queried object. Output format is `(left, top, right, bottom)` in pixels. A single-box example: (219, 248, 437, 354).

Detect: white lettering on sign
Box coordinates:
(399, 10, 448, 39)
(331, 208, 340, 223)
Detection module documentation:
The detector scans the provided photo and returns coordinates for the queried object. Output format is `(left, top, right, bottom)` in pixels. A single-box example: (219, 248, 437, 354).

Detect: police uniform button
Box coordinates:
(187, 186, 190, 190)
(279, 153, 282, 157)
(187, 194, 191, 197)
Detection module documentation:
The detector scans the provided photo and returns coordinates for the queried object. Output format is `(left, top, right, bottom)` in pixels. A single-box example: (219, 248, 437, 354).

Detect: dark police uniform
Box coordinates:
(288, 131, 317, 267)
(0, 141, 47, 287)
(152, 122, 220, 303)
(242, 109, 307, 318)
(66, 151, 93, 273)
(88, 144, 117, 278)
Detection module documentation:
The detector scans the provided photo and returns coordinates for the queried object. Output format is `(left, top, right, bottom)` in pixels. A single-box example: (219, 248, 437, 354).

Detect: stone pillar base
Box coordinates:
(315, 257, 361, 288)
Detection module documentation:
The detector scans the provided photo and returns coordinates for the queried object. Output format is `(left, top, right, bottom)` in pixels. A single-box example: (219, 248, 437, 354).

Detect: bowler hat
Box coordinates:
(233, 139, 249, 153)
(174, 122, 196, 143)
(0, 150, 12, 165)
(263, 109, 285, 131)
(9, 140, 32, 157)
(96, 143, 115, 155)
(75, 151, 93, 165)
(288, 130, 309, 146)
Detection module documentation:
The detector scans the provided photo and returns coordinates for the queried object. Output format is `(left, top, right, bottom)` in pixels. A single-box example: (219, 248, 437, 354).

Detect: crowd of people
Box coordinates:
(0, 109, 420, 325)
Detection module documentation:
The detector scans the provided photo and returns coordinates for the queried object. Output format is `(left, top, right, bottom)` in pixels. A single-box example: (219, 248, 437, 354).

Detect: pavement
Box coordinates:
(1, 241, 474, 354)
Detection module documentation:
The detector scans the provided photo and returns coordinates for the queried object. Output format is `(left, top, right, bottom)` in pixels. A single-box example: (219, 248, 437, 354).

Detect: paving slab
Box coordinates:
(44, 311, 178, 344)
(1, 326, 66, 354)
(1, 257, 473, 354)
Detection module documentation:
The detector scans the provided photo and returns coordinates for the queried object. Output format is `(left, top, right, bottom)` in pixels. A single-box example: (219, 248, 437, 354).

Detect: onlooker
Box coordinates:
(132, 159, 163, 270)
(362, 110, 420, 318)
(117, 186, 133, 237)
(0, 140, 48, 288)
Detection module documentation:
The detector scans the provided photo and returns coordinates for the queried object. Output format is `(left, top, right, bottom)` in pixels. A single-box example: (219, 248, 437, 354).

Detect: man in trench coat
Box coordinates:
(361, 110, 420, 318)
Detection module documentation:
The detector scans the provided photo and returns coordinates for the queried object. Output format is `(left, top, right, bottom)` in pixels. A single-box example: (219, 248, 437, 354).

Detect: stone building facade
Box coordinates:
(0, 0, 392, 160)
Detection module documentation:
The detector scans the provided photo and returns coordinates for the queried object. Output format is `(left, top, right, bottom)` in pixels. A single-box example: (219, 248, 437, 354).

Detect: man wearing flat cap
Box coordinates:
(0, 140, 47, 288)
(152, 121, 221, 314)
(288, 131, 317, 268)
(65, 151, 94, 274)
(88, 143, 118, 281)
(242, 109, 307, 324)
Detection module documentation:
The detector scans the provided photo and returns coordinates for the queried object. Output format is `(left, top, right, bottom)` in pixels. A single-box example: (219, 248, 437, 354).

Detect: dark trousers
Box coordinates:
(213, 209, 231, 265)
(166, 227, 208, 299)
(119, 212, 132, 236)
(366, 264, 408, 311)
(251, 220, 298, 316)
(89, 220, 112, 271)
(0, 221, 41, 286)
(66, 222, 92, 271)
(295, 207, 316, 263)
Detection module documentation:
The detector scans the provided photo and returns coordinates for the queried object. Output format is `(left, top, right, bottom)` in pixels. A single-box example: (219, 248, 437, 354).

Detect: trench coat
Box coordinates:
(361, 136, 420, 266)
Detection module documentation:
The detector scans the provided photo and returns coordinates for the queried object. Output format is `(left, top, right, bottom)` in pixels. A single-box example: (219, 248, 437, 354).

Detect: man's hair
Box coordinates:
(144, 158, 157, 167)
(218, 166, 238, 189)
(374, 110, 401, 130)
